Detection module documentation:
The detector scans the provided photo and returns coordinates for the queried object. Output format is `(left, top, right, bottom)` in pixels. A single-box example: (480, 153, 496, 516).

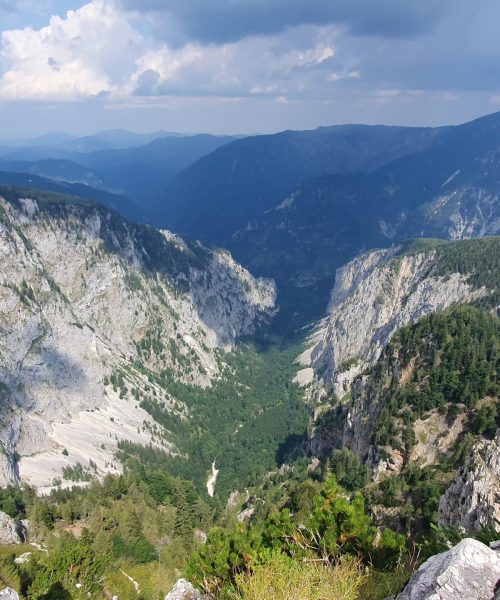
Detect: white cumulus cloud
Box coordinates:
(0, 0, 353, 103)
(127, 28, 348, 98)
(0, 0, 142, 100)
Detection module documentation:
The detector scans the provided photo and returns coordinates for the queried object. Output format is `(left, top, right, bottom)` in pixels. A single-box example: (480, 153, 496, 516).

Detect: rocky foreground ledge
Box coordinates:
(390, 538, 500, 600)
(162, 539, 500, 600)
(1, 538, 498, 599)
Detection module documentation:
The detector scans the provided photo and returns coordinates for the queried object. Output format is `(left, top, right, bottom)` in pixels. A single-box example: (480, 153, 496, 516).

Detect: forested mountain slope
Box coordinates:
(160, 123, 443, 243)
(304, 237, 499, 534)
(300, 237, 498, 400)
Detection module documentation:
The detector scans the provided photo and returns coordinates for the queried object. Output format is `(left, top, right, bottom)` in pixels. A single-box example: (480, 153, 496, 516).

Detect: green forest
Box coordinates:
(123, 338, 309, 500)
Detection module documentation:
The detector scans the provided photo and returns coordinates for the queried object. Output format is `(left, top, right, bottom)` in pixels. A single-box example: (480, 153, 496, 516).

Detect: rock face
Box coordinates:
(0, 453, 19, 488)
(395, 538, 500, 600)
(439, 432, 500, 533)
(299, 244, 489, 400)
(0, 511, 22, 545)
(0, 588, 19, 600)
(409, 186, 500, 242)
(0, 190, 276, 489)
(164, 579, 205, 600)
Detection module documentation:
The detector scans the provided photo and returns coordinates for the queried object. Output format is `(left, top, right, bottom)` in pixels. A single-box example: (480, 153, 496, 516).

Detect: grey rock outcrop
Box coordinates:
(0, 588, 19, 600)
(298, 245, 489, 400)
(14, 552, 31, 565)
(438, 431, 500, 533)
(0, 511, 22, 545)
(408, 186, 500, 241)
(0, 451, 19, 488)
(164, 579, 205, 600)
(0, 193, 276, 489)
(396, 538, 500, 600)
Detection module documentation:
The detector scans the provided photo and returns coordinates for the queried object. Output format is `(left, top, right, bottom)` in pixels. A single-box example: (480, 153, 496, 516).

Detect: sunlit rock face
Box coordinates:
(438, 431, 500, 534)
(395, 538, 500, 600)
(299, 245, 487, 401)
(0, 191, 276, 489)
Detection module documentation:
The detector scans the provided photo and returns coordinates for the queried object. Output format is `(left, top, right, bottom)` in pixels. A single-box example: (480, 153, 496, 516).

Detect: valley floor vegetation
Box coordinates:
(0, 469, 412, 600)
(0, 448, 496, 600)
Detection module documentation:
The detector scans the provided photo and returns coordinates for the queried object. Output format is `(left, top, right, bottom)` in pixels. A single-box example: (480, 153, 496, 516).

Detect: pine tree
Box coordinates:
(174, 485, 193, 540)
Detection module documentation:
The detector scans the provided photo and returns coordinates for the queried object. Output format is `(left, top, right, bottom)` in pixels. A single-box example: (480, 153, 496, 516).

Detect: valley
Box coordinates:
(0, 114, 498, 600)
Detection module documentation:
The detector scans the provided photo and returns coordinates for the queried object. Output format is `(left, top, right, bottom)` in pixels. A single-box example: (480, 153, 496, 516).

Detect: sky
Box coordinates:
(0, 0, 499, 137)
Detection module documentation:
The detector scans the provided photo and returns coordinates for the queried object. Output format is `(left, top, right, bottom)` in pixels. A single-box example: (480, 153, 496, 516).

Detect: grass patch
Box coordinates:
(230, 554, 366, 600)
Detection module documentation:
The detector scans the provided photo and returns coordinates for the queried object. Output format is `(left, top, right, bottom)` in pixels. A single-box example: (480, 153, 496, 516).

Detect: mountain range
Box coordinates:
(0, 113, 498, 599)
(157, 111, 500, 327)
(0, 132, 235, 219)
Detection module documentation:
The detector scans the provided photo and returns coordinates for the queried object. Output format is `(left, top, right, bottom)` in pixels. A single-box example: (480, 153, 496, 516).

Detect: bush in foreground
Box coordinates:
(231, 553, 365, 600)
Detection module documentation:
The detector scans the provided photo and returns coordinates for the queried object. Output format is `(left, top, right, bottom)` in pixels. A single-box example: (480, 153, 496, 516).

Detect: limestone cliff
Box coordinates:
(0, 188, 276, 489)
(395, 538, 500, 600)
(298, 242, 491, 401)
(438, 431, 500, 534)
(303, 239, 499, 533)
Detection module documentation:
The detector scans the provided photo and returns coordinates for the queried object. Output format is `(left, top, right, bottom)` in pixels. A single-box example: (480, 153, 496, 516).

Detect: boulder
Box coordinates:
(0, 512, 22, 545)
(14, 552, 31, 565)
(193, 529, 207, 544)
(164, 579, 205, 600)
(438, 431, 500, 533)
(0, 589, 19, 600)
(396, 538, 500, 600)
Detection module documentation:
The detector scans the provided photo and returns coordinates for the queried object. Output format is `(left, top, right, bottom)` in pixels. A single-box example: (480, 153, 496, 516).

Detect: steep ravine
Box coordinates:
(0, 187, 276, 489)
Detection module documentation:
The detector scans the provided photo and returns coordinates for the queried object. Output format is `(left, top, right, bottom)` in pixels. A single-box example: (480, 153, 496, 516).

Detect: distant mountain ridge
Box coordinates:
(0, 171, 144, 222)
(159, 123, 443, 243)
(0, 134, 235, 214)
(0, 128, 185, 152)
(154, 112, 500, 327)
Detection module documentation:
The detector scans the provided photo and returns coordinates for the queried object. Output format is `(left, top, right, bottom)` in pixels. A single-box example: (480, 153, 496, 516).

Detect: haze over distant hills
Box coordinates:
(0, 170, 144, 221)
(0, 128, 186, 151)
(0, 131, 235, 217)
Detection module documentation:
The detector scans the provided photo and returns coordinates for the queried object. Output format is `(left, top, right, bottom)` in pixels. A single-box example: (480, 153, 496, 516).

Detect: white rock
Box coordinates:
(0, 588, 19, 600)
(13, 552, 31, 565)
(237, 507, 255, 522)
(396, 538, 500, 600)
(164, 579, 204, 600)
(439, 431, 500, 533)
(0, 511, 22, 545)
(0, 453, 19, 489)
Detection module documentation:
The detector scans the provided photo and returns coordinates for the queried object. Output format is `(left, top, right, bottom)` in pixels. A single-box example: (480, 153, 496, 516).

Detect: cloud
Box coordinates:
(119, 0, 457, 46)
(0, 0, 498, 114)
(339, 0, 500, 93)
(0, 0, 143, 100)
(125, 26, 354, 99)
(0, 0, 352, 102)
